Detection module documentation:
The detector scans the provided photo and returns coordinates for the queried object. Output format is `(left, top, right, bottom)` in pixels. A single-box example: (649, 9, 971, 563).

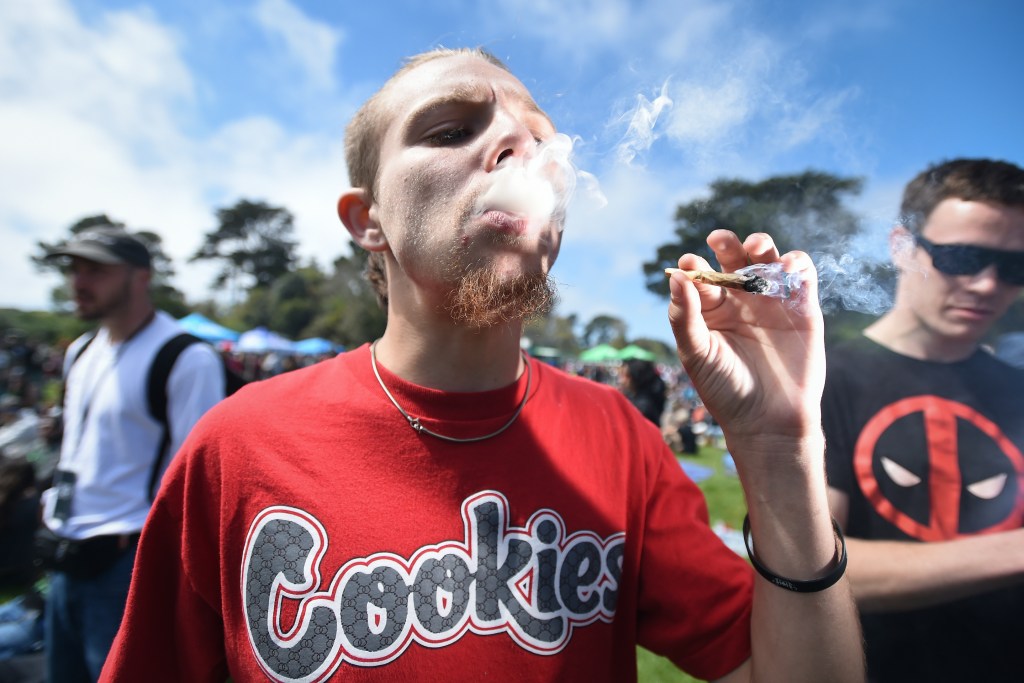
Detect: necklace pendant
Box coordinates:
(407, 416, 424, 433)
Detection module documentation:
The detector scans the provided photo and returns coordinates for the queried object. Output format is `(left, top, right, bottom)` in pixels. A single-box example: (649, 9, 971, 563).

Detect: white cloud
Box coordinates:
(252, 0, 342, 91)
(0, 0, 352, 312)
(666, 78, 753, 146)
(491, 0, 735, 69)
(490, 0, 631, 59)
(800, 3, 893, 43)
(0, 0, 193, 148)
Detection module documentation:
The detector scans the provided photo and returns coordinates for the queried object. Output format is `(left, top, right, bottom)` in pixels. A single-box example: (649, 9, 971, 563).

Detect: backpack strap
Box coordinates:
(68, 331, 98, 368)
(145, 333, 202, 501)
(62, 330, 98, 414)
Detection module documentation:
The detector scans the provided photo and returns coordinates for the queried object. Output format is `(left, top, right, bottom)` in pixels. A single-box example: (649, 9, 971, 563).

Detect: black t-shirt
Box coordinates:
(824, 336, 1024, 682)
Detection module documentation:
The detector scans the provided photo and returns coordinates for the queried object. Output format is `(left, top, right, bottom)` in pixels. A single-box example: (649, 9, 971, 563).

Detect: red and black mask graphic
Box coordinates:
(855, 395, 1024, 541)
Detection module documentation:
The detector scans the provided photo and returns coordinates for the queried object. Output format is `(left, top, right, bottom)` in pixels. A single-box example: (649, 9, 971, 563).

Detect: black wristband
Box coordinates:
(742, 514, 848, 593)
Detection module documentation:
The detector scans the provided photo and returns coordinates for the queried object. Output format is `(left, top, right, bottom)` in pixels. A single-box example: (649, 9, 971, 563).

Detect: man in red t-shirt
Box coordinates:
(101, 47, 862, 682)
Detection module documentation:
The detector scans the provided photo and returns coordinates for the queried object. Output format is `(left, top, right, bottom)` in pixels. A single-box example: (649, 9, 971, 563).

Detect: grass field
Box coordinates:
(637, 443, 747, 683)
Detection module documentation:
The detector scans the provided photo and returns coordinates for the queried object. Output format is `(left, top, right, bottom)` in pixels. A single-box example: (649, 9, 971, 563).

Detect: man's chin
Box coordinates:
(74, 304, 102, 321)
(444, 270, 557, 328)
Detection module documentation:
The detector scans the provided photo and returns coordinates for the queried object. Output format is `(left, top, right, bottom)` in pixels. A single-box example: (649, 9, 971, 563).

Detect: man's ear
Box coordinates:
(889, 223, 915, 269)
(338, 188, 387, 251)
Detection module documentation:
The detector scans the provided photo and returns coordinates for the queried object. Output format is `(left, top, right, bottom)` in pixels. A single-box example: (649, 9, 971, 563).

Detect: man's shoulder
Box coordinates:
(222, 351, 350, 407)
(825, 335, 918, 375)
(826, 334, 883, 359)
(970, 346, 1024, 381)
(532, 361, 651, 429)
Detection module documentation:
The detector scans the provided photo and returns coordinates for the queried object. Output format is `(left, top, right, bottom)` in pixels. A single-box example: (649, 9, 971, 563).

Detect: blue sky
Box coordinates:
(3, 0, 1022, 345)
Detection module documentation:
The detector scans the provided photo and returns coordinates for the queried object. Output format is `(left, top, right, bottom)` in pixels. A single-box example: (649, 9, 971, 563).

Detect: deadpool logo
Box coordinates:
(854, 395, 1024, 541)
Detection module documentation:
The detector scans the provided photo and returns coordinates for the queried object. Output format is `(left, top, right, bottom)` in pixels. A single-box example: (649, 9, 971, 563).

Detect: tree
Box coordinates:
(582, 314, 628, 348)
(305, 246, 387, 347)
(643, 170, 864, 299)
(627, 337, 677, 364)
(191, 199, 299, 296)
(270, 270, 322, 339)
(523, 311, 580, 357)
(31, 214, 189, 317)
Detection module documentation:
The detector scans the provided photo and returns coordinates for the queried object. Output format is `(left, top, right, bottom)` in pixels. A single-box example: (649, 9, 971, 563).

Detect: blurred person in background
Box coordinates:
(618, 358, 667, 427)
(823, 158, 1024, 682)
(38, 228, 226, 682)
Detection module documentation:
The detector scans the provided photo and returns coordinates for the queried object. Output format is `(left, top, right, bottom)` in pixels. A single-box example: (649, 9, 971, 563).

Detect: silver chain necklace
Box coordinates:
(369, 341, 532, 443)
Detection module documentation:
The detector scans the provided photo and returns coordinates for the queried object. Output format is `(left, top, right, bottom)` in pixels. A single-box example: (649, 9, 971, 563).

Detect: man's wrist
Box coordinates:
(723, 432, 826, 469)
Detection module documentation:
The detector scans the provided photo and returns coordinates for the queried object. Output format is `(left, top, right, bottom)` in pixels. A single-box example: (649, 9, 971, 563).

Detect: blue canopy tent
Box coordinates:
(235, 327, 295, 354)
(177, 312, 240, 343)
(292, 337, 342, 356)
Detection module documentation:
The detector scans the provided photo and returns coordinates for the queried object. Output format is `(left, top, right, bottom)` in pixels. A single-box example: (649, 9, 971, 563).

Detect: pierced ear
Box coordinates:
(338, 188, 387, 251)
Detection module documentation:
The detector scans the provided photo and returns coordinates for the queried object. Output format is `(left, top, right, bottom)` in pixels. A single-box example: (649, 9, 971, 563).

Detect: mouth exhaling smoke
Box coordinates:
(474, 133, 604, 235)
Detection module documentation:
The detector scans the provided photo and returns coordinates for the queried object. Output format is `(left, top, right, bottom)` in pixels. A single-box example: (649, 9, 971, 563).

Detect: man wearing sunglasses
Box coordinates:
(823, 158, 1024, 682)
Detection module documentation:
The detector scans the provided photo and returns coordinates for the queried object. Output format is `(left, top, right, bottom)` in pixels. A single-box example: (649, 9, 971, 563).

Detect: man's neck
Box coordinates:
(104, 304, 156, 343)
(374, 315, 527, 392)
(863, 314, 978, 363)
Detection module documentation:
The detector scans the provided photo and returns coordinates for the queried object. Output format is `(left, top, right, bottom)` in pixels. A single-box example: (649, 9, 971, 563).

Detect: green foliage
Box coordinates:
(638, 648, 700, 682)
(227, 286, 272, 331)
(0, 308, 89, 346)
(644, 171, 864, 299)
(637, 648, 696, 682)
(582, 314, 628, 347)
(628, 337, 677, 364)
(523, 311, 580, 358)
(305, 247, 387, 347)
(265, 268, 322, 338)
(191, 199, 299, 291)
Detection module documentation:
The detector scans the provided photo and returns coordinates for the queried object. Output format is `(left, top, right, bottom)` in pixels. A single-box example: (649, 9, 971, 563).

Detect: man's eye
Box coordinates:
(428, 126, 471, 145)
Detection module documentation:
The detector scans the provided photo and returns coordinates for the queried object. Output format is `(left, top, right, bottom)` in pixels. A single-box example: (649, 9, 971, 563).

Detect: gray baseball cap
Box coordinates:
(47, 227, 152, 268)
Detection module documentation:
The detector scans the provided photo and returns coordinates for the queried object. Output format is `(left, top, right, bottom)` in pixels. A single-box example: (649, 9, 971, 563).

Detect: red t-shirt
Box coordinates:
(102, 345, 752, 682)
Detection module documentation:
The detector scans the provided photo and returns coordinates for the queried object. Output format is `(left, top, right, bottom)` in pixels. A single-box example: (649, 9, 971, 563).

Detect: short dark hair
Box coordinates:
(899, 158, 1024, 233)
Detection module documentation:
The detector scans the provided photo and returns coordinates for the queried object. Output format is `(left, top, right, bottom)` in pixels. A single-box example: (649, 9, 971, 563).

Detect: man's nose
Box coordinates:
(964, 264, 1002, 293)
(69, 266, 91, 290)
(486, 112, 536, 171)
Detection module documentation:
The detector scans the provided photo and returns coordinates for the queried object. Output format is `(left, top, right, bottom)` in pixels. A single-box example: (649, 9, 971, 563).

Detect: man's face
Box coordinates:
(67, 257, 136, 321)
(898, 198, 1024, 347)
(368, 55, 562, 322)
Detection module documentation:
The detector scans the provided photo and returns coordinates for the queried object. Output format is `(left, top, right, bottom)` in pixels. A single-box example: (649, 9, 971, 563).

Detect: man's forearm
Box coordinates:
(733, 436, 865, 683)
(844, 531, 1024, 612)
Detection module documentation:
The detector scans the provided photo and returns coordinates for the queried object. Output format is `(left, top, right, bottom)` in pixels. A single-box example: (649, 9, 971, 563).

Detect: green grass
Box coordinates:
(637, 444, 747, 683)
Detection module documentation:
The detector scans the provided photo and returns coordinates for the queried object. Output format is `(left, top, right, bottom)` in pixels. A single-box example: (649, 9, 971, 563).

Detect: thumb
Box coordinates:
(667, 272, 710, 366)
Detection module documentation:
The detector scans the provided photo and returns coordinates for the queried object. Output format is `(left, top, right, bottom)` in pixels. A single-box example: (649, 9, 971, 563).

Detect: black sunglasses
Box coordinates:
(914, 234, 1024, 286)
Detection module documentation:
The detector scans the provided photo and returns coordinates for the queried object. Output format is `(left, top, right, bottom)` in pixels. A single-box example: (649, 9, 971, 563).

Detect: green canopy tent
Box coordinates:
(617, 344, 657, 362)
(578, 343, 622, 363)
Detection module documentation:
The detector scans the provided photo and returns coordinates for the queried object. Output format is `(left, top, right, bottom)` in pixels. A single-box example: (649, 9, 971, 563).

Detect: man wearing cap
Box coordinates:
(40, 227, 225, 682)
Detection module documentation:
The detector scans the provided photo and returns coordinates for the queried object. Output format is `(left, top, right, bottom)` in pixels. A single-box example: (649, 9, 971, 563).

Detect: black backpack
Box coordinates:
(67, 332, 246, 499)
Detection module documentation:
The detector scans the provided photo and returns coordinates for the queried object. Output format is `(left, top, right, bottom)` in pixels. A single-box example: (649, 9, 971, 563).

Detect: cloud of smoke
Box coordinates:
(613, 80, 673, 166)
